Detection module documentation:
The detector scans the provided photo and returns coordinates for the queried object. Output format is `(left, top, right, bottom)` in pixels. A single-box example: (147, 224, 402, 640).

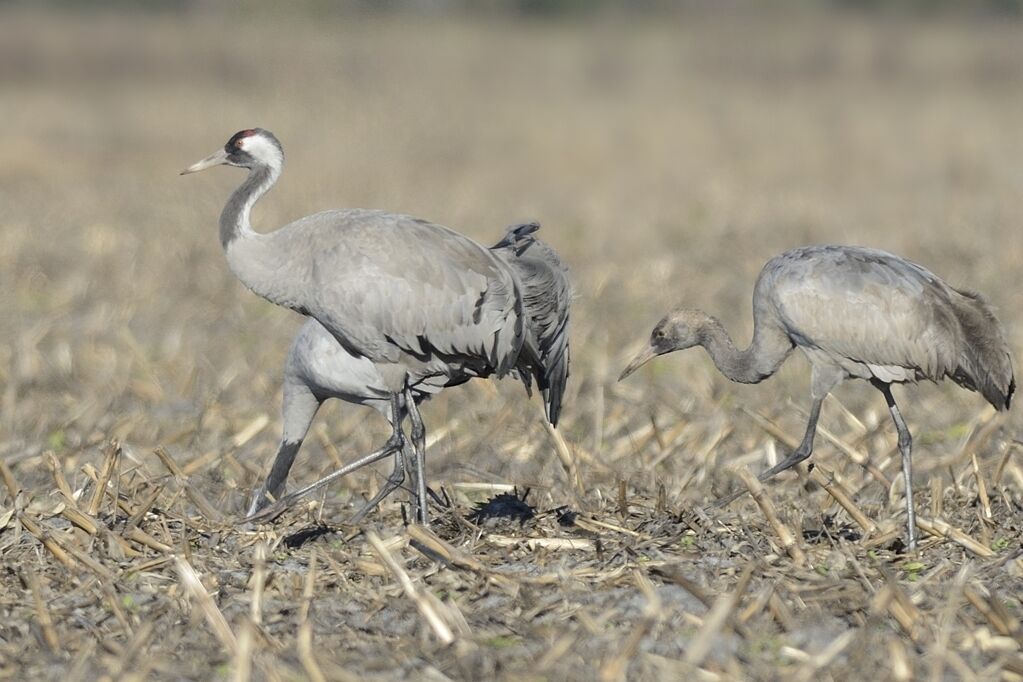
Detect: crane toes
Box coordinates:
(245, 484, 281, 519)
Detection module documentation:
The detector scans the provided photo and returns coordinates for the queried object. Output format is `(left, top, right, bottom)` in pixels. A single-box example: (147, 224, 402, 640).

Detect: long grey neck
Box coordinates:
(218, 164, 303, 310)
(698, 314, 792, 385)
(219, 164, 278, 248)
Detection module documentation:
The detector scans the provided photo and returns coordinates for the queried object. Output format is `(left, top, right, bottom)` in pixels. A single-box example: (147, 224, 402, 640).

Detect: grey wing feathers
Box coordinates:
(305, 211, 523, 375)
(947, 289, 1015, 410)
(766, 246, 1014, 409)
(492, 223, 571, 426)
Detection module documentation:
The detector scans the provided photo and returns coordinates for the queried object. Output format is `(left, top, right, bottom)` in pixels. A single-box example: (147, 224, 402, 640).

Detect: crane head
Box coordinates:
(618, 309, 703, 381)
(181, 128, 284, 175)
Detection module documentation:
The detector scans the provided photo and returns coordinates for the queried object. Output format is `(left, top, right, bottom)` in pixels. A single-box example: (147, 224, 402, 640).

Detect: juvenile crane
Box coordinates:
(619, 245, 1014, 551)
(245, 222, 570, 521)
(182, 129, 570, 525)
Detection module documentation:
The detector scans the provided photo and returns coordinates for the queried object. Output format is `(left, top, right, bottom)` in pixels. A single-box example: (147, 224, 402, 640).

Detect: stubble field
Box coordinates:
(0, 7, 1021, 680)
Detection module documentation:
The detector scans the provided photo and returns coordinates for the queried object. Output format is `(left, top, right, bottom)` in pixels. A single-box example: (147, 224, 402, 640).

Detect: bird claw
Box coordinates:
(240, 494, 290, 526)
(706, 488, 749, 510)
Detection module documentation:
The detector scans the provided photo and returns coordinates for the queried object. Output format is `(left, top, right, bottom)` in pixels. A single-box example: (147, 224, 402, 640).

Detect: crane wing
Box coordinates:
(768, 247, 962, 383)
(298, 211, 523, 374)
(491, 223, 572, 426)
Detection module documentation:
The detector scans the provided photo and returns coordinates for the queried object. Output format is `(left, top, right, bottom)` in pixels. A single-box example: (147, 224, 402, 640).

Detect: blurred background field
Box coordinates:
(1, 2, 1022, 680)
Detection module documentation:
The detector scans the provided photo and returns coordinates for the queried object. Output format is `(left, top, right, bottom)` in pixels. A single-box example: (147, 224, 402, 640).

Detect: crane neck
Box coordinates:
(219, 163, 280, 248)
(218, 162, 306, 312)
(697, 313, 792, 385)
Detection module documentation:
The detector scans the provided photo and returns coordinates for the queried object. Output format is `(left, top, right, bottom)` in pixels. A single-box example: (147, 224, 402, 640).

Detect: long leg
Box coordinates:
(709, 396, 824, 509)
(711, 364, 843, 509)
(876, 381, 917, 551)
(243, 438, 403, 523)
(247, 382, 322, 516)
(403, 382, 429, 525)
(349, 395, 409, 523)
(243, 397, 405, 525)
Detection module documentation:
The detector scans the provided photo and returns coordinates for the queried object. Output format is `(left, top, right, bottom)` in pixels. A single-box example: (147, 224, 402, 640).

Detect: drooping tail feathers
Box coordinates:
(950, 288, 1014, 411)
(491, 222, 571, 426)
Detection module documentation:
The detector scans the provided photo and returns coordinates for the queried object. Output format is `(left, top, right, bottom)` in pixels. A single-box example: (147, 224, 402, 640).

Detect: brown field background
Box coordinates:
(1, 5, 1022, 680)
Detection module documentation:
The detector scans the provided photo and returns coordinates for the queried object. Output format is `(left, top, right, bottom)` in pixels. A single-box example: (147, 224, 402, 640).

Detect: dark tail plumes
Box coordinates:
(950, 289, 1015, 411)
(491, 222, 571, 426)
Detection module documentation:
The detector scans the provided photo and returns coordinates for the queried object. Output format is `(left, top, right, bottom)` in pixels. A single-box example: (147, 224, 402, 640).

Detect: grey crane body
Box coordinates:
(250, 223, 570, 518)
(183, 130, 571, 524)
(620, 245, 1014, 551)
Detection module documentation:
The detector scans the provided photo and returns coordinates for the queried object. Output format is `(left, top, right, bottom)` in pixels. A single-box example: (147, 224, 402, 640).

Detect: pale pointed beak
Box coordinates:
(180, 148, 229, 175)
(618, 344, 659, 382)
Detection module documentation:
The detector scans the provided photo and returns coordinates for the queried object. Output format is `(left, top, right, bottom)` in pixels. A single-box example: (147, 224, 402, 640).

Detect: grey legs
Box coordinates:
(711, 377, 920, 553)
(404, 383, 429, 525)
(709, 395, 824, 509)
(245, 381, 434, 526)
(876, 381, 917, 551)
(349, 395, 409, 524)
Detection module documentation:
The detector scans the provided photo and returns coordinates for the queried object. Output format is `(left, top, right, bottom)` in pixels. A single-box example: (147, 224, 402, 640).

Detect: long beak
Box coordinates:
(618, 344, 659, 382)
(180, 148, 229, 175)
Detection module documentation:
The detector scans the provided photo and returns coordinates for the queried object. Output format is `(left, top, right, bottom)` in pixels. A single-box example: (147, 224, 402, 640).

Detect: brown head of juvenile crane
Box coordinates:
(620, 245, 1014, 552)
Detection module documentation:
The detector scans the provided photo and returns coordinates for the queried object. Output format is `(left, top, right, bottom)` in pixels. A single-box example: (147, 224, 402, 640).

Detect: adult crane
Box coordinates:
(182, 129, 570, 526)
(619, 245, 1014, 551)
(245, 223, 570, 522)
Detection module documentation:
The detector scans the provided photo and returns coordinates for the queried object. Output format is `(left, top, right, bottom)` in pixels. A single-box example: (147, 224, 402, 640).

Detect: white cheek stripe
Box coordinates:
(240, 135, 283, 166)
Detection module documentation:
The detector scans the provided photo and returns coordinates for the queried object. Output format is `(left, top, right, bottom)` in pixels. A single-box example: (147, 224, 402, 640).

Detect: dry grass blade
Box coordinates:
(485, 535, 594, 551)
(872, 572, 925, 644)
(233, 620, 253, 682)
(45, 451, 74, 500)
(599, 570, 663, 682)
(741, 407, 799, 450)
(793, 629, 856, 682)
(888, 639, 913, 681)
(684, 564, 755, 667)
(154, 448, 225, 524)
(24, 569, 60, 653)
(965, 587, 1022, 641)
(738, 468, 806, 566)
(542, 419, 584, 495)
(650, 564, 751, 639)
(298, 550, 327, 682)
(123, 526, 172, 553)
(915, 517, 995, 558)
(230, 414, 270, 449)
(809, 465, 878, 534)
(992, 441, 1018, 488)
(970, 453, 992, 521)
(406, 525, 554, 593)
(249, 542, 267, 625)
(58, 497, 144, 559)
(99, 581, 134, 638)
(87, 440, 120, 517)
(537, 633, 579, 672)
(18, 512, 78, 571)
(365, 530, 455, 645)
(123, 484, 164, 531)
(573, 516, 645, 538)
(174, 556, 239, 656)
(407, 524, 486, 572)
(0, 460, 21, 500)
(118, 621, 156, 681)
(930, 476, 944, 518)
